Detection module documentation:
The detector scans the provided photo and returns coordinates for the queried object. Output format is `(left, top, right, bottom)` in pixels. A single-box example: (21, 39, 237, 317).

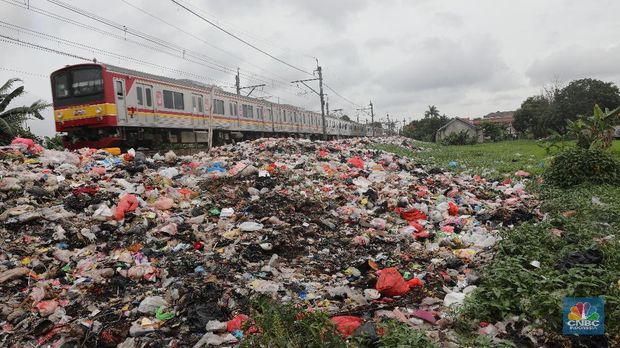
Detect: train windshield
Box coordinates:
(53, 66, 104, 106)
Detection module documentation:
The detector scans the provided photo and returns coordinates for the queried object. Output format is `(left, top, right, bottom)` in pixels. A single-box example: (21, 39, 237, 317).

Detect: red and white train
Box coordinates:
(50, 63, 381, 149)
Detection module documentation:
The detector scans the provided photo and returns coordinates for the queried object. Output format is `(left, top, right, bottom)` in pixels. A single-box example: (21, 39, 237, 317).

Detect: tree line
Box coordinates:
(513, 78, 620, 138)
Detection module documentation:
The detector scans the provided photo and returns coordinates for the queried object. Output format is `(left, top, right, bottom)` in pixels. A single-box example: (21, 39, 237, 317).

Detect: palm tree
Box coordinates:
(0, 78, 49, 144)
(424, 105, 440, 118)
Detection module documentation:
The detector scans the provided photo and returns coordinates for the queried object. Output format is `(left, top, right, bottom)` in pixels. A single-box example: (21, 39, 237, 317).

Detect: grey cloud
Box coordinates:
(433, 12, 464, 28)
(526, 44, 620, 85)
(379, 37, 520, 93)
(364, 37, 394, 50)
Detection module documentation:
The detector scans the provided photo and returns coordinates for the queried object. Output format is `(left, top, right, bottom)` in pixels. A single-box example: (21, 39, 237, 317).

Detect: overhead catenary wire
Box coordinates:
(0, 33, 236, 88)
(3, 0, 364, 116)
(174, 0, 317, 62)
(2, 0, 310, 100)
(169, 0, 314, 77)
(118, 0, 293, 84)
(0, 66, 49, 78)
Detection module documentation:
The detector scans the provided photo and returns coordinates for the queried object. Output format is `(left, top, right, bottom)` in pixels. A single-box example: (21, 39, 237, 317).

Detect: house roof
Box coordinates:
(436, 117, 479, 134)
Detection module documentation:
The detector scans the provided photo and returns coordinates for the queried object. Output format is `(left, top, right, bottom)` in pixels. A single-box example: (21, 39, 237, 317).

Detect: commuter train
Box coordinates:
(50, 63, 383, 149)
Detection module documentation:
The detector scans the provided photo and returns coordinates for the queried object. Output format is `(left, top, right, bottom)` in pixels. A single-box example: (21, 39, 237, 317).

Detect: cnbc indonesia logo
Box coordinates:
(563, 297, 605, 335)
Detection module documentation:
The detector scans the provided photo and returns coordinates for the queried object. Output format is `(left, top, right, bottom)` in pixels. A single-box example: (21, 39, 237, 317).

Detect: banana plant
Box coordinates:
(0, 78, 50, 144)
(567, 104, 620, 150)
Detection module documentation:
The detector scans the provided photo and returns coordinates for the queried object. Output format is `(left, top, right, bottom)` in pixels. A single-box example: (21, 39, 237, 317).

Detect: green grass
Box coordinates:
(375, 139, 620, 344)
(374, 139, 620, 180)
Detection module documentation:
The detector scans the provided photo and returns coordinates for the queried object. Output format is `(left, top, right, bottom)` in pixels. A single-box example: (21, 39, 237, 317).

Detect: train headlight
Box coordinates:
(96, 107, 102, 114)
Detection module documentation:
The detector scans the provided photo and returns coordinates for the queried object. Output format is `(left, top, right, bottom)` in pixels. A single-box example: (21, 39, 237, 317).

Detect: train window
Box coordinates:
(257, 107, 263, 119)
(116, 81, 123, 98)
(173, 92, 184, 110)
(163, 90, 174, 109)
(163, 90, 185, 110)
(268, 109, 272, 121)
(145, 88, 152, 107)
(198, 96, 204, 113)
(136, 86, 143, 106)
(242, 104, 253, 118)
(234, 102, 238, 116)
(228, 102, 239, 116)
(282, 110, 286, 122)
(54, 73, 69, 98)
(192, 96, 197, 113)
(213, 99, 225, 115)
(72, 68, 103, 96)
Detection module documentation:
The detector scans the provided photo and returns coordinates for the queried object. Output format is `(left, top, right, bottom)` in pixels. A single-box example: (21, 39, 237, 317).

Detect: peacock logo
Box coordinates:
(568, 302, 599, 322)
(563, 297, 605, 335)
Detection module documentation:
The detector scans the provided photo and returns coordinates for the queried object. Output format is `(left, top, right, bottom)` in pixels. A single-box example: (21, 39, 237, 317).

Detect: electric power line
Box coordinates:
(170, 0, 314, 77)
(3, 0, 308, 99)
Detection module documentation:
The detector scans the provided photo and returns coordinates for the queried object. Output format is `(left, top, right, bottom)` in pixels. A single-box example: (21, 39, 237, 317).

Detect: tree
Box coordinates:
(513, 95, 551, 138)
(403, 106, 450, 142)
(368, 121, 383, 129)
(340, 115, 351, 121)
(424, 105, 439, 118)
(553, 78, 620, 132)
(0, 78, 49, 145)
(480, 121, 507, 141)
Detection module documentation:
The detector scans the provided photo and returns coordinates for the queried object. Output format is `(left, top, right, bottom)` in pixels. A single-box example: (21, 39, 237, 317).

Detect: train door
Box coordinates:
(114, 79, 127, 122)
(269, 108, 274, 132)
(144, 85, 155, 125)
(192, 94, 204, 127)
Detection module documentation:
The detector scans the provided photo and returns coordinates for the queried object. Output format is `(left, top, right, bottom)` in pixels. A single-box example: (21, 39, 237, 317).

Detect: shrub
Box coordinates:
(440, 130, 478, 146)
(544, 147, 620, 187)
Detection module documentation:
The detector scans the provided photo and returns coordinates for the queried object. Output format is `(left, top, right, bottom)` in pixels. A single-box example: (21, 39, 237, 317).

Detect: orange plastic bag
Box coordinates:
(114, 194, 139, 220)
(376, 267, 409, 297)
(331, 316, 363, 337)
(347, 156, 364, 169)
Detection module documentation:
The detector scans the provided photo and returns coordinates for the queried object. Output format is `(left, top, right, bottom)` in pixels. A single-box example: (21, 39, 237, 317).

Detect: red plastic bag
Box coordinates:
(12, 137, 35, 149)
(227, 314, 249, 332)
(448, 202, 459, 216)
(114, 194, 139, 220)
(407, 278, 424, 287)
(11, 137, 43, 154)
(347, 156, 364, 169)
(376, 267, 409, 297)
(331, 316, 363, 337)
(401, 209, 427, 222)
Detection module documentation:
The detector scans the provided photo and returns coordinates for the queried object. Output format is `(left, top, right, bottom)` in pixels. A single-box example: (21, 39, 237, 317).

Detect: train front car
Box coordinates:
(51, 64, 119, 149)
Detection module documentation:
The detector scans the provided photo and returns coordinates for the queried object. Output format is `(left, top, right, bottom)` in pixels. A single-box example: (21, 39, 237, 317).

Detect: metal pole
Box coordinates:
(370, 100, 374, 137)
(235, 67, 240, 95)
(318, 63, 326, 140)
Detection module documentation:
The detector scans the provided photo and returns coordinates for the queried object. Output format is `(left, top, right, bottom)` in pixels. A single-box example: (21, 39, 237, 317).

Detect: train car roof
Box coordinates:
(103, 64, 220, 91)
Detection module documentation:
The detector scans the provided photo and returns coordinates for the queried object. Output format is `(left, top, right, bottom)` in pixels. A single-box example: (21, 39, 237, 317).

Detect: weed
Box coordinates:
(240, 298, 345, 348)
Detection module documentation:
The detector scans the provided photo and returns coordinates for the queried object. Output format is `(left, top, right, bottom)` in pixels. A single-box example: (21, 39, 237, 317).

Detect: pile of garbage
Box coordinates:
(0, 136, 539, 346)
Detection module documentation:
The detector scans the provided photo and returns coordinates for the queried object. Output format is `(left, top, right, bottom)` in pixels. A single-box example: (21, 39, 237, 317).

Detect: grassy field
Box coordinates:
(375, 139, 620, 180)
(375, 139, 620, 346)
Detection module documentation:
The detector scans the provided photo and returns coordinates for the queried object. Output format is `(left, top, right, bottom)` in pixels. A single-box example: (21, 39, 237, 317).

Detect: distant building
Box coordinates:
(470, 111, 516, 135)
(435, 118, 483, 143)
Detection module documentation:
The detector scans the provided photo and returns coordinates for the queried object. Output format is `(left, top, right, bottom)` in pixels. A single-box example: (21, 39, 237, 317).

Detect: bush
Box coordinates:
(440, 130, 478, 146)
(544, 147, 620, 187)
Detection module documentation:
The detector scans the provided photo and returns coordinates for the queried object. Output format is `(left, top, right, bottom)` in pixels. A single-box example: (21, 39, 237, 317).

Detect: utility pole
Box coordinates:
(386, 113, 390, 135)
(236, 68, 265, 97)
(291, 59, 327, 139)
(325, 95, 329, 117)
(370, 100, 375, 136)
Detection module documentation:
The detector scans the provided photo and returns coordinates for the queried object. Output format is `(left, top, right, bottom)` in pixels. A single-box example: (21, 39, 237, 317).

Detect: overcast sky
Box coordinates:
(1, 0, 620, 137)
